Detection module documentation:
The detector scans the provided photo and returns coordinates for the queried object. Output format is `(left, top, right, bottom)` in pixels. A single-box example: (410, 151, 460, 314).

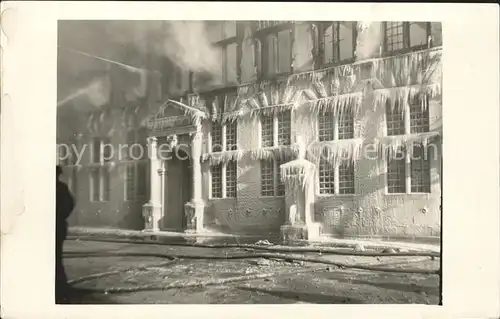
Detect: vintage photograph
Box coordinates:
(56, 20, 442, 304)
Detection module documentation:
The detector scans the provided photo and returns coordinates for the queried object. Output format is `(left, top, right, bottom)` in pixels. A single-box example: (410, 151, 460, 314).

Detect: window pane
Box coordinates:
(339, 161, 355, 194)
(385, 22, 404, 52)
(339, 22, 355, 61)
(276, 159, 286, 196)
(410, 97, 430, 134)
(225, 43, 238, 84)
(261, 115, 274, 147)
(101, 168, 110, 201)
(211, 164, 223, 198)
(90, 168, 100, 201)
(386, 101, 405, 136)
(223, 21, 237, 38)
(207, 21, 223, 43)
(319, 157, 335, 195)
(411, 144, 431, 193)
(211, 122, 223, 152)
(260, 160, 275, 196)
(318, 111, 335, 141)
(226, 161, 237, 198)
(409, 22, 428, 48)
(265, 34, 277, 76)
(338, 109, 354, 140)
(92, 138, 101, 163)
(387, 149, 406, 194)
(70, 168, 77, 195)
(125, 164, 135, 200)
(137, 162, 147, 198)
(225, 121, 238, 151)
(277, 29, 291, 73)
(277, 110, 291, 145)
(103, 137, 112, 162)
(323, 24, 334, 64)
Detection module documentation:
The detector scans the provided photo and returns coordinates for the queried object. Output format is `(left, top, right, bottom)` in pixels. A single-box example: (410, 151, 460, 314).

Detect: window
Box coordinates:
(210, 164, 223, 198)
(319, 158, 335, 195)
(261, 28, 292, 77)
(92, 137, 112, 164)
(386, 97, 430, 136)
(210, 120, 238, 152)
(209, 21, 239, 85)
(261, 110, 292, 147)
(319, 21, 356, 66)
(226, 160, 238, 198)
(387, 148, 406, 194)
(124, 127, 148, 161)
(68, 168, 78, 195)
(257, 21, 292, 31)
(411, 144, 431, 193)
(384, 22, 430, 54)
(260, 159, 286, 197)
(90, 167, 110, 202)
(318, 109, 355, 141)
(386, 145, 431, 194)
(386, 102, 405, 136)
(338, 161, 355, 194)
(125, 162, 148, 201)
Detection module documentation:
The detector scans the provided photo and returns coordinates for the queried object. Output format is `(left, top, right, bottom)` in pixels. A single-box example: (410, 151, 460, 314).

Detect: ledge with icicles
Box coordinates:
(375, 131, 441, 158)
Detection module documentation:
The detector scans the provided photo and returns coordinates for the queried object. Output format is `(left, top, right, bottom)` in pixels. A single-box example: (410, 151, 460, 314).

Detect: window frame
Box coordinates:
(385, 145, 432, 195)
(382, 21, 431, 56)
(316, 109, 355, 142)
(209, 160, 238, 199)
(211, 21, 240, 86)
(316, 21, 358, 68)
(317, 157, 355, 196)
(255, 22, 294, 80)
(124, 160, 149, 202)
(259, 159, 286, 197)
(90, 166, 110, 202)
(259, 110, 292, 148)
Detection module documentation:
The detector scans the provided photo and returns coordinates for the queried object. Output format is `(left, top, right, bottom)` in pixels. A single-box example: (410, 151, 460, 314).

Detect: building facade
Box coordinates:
(57, 21, 442, 239)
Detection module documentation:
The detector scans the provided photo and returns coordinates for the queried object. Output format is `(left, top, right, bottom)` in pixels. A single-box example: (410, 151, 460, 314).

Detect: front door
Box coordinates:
(163, 147, 192, 231)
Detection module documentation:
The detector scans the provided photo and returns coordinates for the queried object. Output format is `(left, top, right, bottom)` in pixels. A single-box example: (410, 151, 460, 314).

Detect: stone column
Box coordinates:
(142, 136, 163, 232)
(280, 159, 321, 243)
(184, 128, 205, 233)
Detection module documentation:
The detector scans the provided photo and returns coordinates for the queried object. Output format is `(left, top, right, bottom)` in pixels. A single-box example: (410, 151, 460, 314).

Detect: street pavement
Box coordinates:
(63, 239, 440, 304)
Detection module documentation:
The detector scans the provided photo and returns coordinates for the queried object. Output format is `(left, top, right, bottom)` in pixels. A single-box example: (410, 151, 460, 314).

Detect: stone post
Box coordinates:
(184, 128, 205, 233)
(142, 136, 163, 232)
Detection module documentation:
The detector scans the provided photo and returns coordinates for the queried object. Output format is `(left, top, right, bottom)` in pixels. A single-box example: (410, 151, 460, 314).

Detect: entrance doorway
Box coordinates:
(163, 146, 192, 231)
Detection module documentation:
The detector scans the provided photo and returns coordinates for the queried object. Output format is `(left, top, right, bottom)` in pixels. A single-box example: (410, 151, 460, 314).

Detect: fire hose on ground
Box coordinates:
(65, 237, 440, 295)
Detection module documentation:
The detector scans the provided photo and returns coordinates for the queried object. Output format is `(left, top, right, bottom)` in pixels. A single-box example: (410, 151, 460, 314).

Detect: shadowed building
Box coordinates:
(57, 21, 442, 240)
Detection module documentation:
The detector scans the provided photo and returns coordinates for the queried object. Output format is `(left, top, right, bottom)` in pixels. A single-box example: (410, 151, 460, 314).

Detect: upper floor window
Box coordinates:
(318, 109, 355, 141)
(208, 21, 239, 85)
(383, 22, 430, 54)
(259, 26, 292, 78)
(257, 21, 292, 31)
(260, 110, 292, 147)
(318, 21, 357, 66)
(124, 127, 148, 161)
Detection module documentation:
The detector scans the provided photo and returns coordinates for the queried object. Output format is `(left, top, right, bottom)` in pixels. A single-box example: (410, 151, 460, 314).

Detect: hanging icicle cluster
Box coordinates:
(280, 159, 316, 191)
(373, 82, 442, 113)
(201, 149, 245, 166)
(249, 145, 299, 162)
(305, 92, 364, 117)
(307, 138, 364, 166)
(375, 131, 440, 159)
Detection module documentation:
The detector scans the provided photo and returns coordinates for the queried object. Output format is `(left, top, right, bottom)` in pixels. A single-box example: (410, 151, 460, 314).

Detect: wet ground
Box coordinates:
(63, 239, 441, 304)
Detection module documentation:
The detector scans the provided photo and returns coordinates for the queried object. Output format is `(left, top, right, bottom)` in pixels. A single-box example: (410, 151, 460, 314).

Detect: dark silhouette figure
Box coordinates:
(55, 165, 75, 303)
